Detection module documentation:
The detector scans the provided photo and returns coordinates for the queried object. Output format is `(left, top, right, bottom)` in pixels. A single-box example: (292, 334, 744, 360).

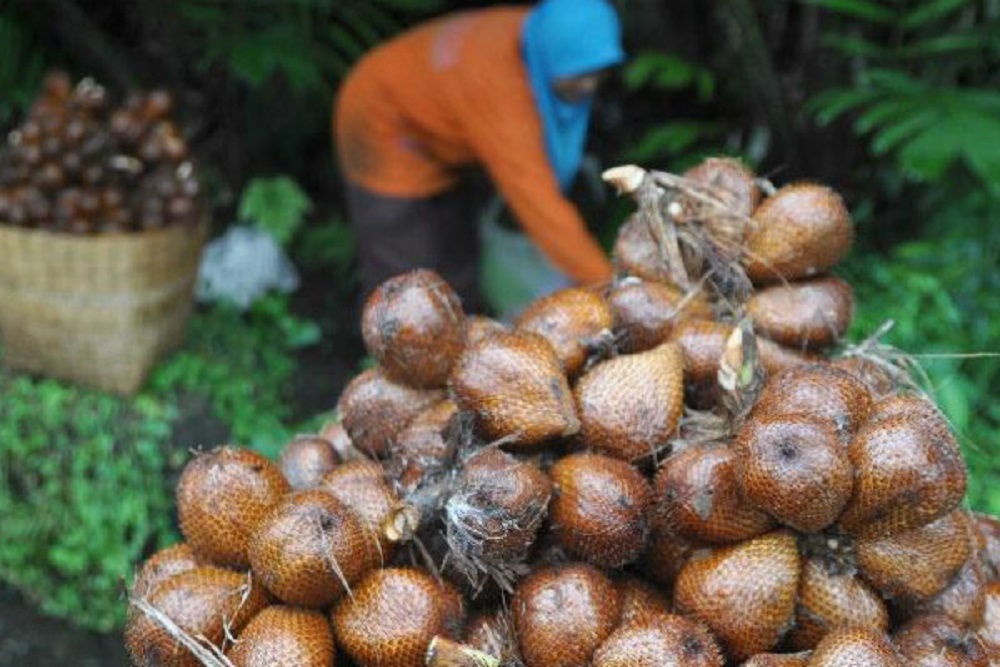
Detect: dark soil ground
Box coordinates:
(0, 586, 130, 666)
(0, 268, 364, 667)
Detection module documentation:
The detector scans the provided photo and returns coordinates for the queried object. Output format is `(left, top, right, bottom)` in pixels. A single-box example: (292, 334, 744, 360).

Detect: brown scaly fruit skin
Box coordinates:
(591, 614, 725, 667)
(318, 459, 398, 553)
(669, 319, 813, 388)
(549, 453, 655, 568)
(513, 562, 622, 667)
(464, 611, 520, 663)
(337, 367, 444, 458)
(977, 581, 1000, 656)
(332, 567, 465, 667)
(752, 363, 874, 442)
(607, 279, 713, 354)
(747, 276, 854, 349)
(318, 420, 365, 462)
(131, 543, 200, 600)
(228, 606, 336, 667)
(445, 447, 552, 575)
(785, 557, 888, 651)
(655, 443, 775, 544)
(515, 287, 614, 378)
(808, 627, 903, 666)
(740, 653, 812, 666)
(575, 341, 684, 462)
(673, 530, 800, 661)
(390, 399, 458, 493)
(830, 356, 898, 399)
(670, 158, 762, 276)
(735, 412, 853, 533)
(973, 513, 1000, 581)
(643, 526, 704, 587)
(682, 157, 761, 215)
(361, 269, 466, 389)
(248, 489, 381, 607)
(466, 315, 509, 346)
(679, 157, 762, 263)
(612, 213, 677, 285)
(611, 159, 759, 280)
(176, 446, 290, 568)
(838, 395, 966, 539)
(744, 182, 853, 284)
(893, 613, 990, 667)
(124, 566, 270, 667)
(451, 330, 579, 448)
(617, 575, 673, 627)
(898, 542, 987, 628)
(855, 509, 972, 603)
(278, 436, 340, 490)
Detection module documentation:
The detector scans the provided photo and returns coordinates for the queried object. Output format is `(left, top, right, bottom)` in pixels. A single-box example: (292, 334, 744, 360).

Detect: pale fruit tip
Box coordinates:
(602, 164, 646, 194)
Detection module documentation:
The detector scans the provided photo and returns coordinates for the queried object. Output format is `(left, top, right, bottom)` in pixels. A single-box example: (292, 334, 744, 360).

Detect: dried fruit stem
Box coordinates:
(649, 170, 755, 230)
(838, 319, 926, 393)
(131, 597, 235, 667)
(604, 164, 692, 289)
(642, 177, 692, 290)
(426, 636, 501, 667)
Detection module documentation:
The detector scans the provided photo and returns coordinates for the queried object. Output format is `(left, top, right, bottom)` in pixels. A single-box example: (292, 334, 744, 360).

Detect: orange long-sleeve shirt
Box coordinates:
(333, 7, 613, 285)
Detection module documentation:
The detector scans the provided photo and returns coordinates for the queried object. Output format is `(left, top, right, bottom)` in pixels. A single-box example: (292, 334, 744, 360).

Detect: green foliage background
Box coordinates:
(0, 178, 343, 632)
(0, 0, 998, 633)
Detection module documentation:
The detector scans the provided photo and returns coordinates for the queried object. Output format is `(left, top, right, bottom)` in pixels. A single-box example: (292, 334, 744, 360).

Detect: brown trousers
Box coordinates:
(346, 184, 482, 313)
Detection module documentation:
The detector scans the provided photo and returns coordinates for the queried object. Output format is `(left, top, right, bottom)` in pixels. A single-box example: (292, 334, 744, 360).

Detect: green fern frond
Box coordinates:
(802, 0, 896, 23)
(900, 0, 975, 30)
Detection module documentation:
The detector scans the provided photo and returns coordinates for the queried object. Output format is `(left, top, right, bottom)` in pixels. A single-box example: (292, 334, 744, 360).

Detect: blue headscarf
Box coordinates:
(523, 0, 625, 190)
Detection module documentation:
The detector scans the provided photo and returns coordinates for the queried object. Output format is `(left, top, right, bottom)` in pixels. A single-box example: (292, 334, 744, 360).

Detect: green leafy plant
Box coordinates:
(176, 0, 444, 92)
(0, 290, 329, 631)
(0, 170, 333, 629)
(841, 182, 1000, 514)
(807, 0, 1000, 513)
(0, 11, 49, 125)
(238, 175, 313, 246)
(0, 374, 177, 632)
(806, 0, 1000, 190)
(294, 215, 356, 277)
(620, 50, 724, 168)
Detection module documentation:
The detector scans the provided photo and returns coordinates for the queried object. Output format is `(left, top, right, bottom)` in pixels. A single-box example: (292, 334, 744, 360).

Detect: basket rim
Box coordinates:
(0, 213, 210, 243)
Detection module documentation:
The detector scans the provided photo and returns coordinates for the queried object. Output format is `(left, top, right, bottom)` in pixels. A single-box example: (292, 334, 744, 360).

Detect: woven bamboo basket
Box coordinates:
(0, 218, 208, 395)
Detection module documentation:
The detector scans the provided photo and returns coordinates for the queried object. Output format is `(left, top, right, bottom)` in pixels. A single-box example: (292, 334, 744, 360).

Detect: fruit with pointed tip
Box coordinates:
(807, 627, 902, 666)
(249, 489, 381, 607)
(332, 567, 465, 667)
(747, 276, 854, 349)
(575, 342, 684, 462)
(513, 563, 622, 667)
(655, 443, 775, 544)
(743, 182, 853, 284)
(176, 446, 289, 568)
(337, 367, 444, 457)
(549, 453, 655, 568)
(451, 331, 579, 448)
(124, 566, 270, 667)
(591, 614, 725, 667)
(361, 269, 466, 388)
(278, 436, 339, 490)
(673, 531, 800, 661)
(515, 287, 614, 378)
(228, 606, 336, 667)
